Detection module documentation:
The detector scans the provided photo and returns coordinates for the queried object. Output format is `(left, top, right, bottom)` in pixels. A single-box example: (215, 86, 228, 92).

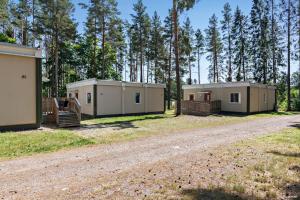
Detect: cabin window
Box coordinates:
(69, 93, 72, 98)
(264, 93, 267, 104)
(135, 92, 141, 104)
(86, 93, 92, 104)
(189, 94, 195, 101)
(230, 93, 240, 103)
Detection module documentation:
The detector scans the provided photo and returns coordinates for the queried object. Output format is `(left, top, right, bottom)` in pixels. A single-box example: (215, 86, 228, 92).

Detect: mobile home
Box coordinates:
(182, 82, 276, 114)
(66, 79, 165, 117)
(0, 42, 42, 131)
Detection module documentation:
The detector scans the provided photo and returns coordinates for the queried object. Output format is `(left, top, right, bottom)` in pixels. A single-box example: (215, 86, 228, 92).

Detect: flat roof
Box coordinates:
(182, 82, 276, 89)
(66, 78, 166, 89)
(0, 42, 42, 58)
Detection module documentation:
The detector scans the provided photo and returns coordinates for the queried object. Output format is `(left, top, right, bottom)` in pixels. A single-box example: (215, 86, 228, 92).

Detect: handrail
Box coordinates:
(53, 98, 60, 125)
(72, 97, 81, 122)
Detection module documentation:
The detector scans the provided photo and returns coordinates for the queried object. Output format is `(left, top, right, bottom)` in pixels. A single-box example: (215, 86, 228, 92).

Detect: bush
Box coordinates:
(0, 33, 16, 44)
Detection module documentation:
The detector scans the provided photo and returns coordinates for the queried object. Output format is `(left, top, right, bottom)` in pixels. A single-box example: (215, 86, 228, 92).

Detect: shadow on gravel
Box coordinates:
(181, 188, 249, 200)
(285, 182, 300, 199)
(268, 150, 300, 158)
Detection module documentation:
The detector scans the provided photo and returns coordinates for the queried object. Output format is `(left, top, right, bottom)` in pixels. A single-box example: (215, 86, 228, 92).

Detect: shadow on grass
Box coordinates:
(267, 150, 300, 158)
(80, 115, 166, 130)
(181, 188, 249, 200)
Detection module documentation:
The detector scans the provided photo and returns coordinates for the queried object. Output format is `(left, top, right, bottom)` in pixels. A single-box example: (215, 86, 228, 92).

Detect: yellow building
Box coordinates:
(0, 42, 42, 131)
(67, 79, 166, 117)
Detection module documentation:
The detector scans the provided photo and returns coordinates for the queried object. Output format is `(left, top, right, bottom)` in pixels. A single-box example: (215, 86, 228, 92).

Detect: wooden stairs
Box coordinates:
(58, 111, 81, 128)
(42, 97, 81, 128)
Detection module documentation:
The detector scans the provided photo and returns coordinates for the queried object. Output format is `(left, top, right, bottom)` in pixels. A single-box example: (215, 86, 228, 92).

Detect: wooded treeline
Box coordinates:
(0, 0, 299, 111)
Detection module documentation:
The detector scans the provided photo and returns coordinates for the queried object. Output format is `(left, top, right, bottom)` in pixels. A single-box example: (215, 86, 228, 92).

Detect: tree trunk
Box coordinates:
(173, 0, 181, 116)
(287, 0, 291, 111)
(167, 23, 173, 110)
(188, 53, 192, 85)
(227, 21, 232, 82)
(102, 14, 105, 79)
(197, 49, 201, 84)
(55, 33, 59, 98)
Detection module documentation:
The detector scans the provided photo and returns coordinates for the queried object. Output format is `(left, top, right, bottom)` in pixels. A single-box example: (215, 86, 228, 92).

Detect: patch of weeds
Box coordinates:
(232, 184, 245, 193)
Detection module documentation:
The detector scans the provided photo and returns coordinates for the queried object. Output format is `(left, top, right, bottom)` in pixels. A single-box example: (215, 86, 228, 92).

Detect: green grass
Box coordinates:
(0, 130, 94, 159)
(0, 111, 298, 160)
(82, 111, 172, 125)
(223, 128, 300, 199)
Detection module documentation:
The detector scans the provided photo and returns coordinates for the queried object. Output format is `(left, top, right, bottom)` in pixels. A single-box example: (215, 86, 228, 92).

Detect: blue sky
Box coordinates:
(72, 0, 296, 83)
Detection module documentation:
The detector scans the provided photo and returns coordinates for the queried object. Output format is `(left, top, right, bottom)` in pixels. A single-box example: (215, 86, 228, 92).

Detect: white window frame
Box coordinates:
(229, 92, 241, 104)
(86, 92, 92, 104)
(135, 92, 141, 104)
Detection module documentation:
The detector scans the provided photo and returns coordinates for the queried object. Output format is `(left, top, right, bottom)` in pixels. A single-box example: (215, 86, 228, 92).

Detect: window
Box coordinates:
(135, 92, 141, 104)
(264, 93, 267, 104)
(69, 93, 72, 98)
(230, 93, 240, 103)
(189, 94, 195, 101)
(87, 93, 92, 104)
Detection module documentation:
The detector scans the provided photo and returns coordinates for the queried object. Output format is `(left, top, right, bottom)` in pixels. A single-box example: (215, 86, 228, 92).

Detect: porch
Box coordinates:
(181, 100, 221, 116)
(42, 97, 81, 128)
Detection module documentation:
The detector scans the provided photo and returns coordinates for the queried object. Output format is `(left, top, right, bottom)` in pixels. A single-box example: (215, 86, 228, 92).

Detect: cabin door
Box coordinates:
(204, 93, 211, 102)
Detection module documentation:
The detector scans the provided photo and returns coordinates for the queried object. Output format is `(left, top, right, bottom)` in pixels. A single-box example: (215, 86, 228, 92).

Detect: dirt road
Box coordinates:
(0, 115, 299, 200)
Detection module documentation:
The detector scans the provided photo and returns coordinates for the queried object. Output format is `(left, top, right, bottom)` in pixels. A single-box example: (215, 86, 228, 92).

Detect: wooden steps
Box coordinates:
(58, 111, 80, 128)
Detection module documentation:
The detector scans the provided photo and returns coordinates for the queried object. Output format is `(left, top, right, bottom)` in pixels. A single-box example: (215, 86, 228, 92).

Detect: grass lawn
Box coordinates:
(0, 130, 94, 159)
(79, 110, 298, 144)
(0, 110, 298, 160)
(179, 128, 300, 200)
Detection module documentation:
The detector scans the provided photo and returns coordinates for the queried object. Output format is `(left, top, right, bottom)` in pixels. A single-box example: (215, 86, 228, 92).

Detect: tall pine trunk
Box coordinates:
(271, 0, 277, 110)
(167, 22, 173, 109)
(287, 0, 291, 111)
(173, 0, 181, 116)
(197, 49, 201, 84)
(102, 14, 105, 79)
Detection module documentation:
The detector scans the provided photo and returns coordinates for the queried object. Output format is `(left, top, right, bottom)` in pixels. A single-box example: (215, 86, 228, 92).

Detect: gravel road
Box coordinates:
(0, 114, 299, 200)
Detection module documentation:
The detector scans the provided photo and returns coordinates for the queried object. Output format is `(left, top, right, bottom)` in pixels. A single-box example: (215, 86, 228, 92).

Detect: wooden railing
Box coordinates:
(42, 97, 81, 125)
(182, 100, 221, 116)
(69, 98, 81, 121)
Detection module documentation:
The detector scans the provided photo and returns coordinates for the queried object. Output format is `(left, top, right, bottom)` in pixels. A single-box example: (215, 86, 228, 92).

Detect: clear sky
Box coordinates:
(72, 0, 297, 83)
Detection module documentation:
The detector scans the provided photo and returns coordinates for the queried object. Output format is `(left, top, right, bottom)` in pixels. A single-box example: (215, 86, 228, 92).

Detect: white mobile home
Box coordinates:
(66, 79, 166, 117)
(0, 42, 42, 131)
(182, 82, 276, 114)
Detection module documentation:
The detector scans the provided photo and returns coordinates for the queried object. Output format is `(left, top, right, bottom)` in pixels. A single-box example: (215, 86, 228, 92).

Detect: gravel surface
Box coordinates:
(0, 114, 299, 200)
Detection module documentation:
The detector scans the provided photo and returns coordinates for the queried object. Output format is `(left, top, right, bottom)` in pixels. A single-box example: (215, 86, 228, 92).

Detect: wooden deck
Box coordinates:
(181, 100, 221, 116)
(42, 97, 81, 127)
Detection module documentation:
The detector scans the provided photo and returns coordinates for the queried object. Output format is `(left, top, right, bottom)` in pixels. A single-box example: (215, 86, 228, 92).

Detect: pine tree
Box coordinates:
(181, 17, 195, 85)
(11, 0, 32, 45)
(205, 14, 223, 83)
(163, 10, 173, 109)
(131, 0, 150, 83)
(195, 29, 204, 84)
(249, 0, 271, 84)
(81, 0, 124, 80)
(280, 0, 296, 110)
(0, 0, 9, 33)
(221, 3, 233, 82)
(36, 0, 77, 97)
(173, 0, 198, 115)
(232, 7, 249, 81)
(149, 11, 165, 83)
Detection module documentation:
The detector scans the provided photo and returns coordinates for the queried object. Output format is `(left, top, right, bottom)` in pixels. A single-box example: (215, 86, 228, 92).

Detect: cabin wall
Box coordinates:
(0, 54, 36, 126)
(67, 85, 94, 116)
(183, 86, 248, 113)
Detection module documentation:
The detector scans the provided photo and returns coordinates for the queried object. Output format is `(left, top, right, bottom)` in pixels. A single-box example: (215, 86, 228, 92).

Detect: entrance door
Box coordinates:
(204, 93, 211, 102)
(189, 94, 195, 101)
